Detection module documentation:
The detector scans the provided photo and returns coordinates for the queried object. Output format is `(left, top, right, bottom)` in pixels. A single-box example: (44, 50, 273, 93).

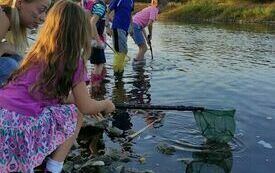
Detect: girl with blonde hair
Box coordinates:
(0, 1, 115, 172)
(0, 0, 50, 85)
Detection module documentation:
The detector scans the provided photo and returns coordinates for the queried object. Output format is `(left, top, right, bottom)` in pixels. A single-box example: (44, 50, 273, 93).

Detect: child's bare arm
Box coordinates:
(72, 81, 115, 115)
(90, 15, 101, 43)
(147, 20, 154, 39)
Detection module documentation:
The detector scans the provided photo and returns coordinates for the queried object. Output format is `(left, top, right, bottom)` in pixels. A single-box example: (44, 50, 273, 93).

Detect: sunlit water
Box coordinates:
(86, 22, 275, 173)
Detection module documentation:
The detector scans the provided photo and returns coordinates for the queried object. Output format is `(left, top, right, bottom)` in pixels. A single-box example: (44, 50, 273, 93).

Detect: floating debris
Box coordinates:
(258, 140, 272, 149)
(139, 157, 146, 164)
(144, 135, 153, 140)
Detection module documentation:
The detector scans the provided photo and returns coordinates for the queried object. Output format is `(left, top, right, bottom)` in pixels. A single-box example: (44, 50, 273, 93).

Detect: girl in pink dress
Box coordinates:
(0, 1, 115, 172)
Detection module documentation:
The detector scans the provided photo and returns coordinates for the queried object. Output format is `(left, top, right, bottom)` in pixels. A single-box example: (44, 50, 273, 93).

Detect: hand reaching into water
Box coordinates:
(102, 99, 115, 114)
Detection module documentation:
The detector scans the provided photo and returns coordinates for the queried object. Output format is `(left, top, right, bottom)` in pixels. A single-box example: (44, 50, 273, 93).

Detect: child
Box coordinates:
(131, 0, 167, 61)
(0, 1, 115, 172)
(89, 0, 110, 91)
(107, 0, 134, 77)
(0, 0, 51, 85)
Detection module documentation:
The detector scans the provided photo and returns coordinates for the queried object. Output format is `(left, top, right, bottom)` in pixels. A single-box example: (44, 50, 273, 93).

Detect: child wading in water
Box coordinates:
(0, 1, 115, 172)
(89, 0, 111, 92)
(131, 0, 167, 62)
(107, 0, 134, 77)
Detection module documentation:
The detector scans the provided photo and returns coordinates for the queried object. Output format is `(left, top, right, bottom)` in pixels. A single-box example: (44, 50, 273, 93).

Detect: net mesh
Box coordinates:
(193, 109, 236, 143)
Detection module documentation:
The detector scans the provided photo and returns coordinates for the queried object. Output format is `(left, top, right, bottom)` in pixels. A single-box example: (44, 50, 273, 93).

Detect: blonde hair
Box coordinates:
(9, 0, 91, 101)
(0, 0, 32, 53)
(151, 0, 157, 6)
(151, 0, 168, 8)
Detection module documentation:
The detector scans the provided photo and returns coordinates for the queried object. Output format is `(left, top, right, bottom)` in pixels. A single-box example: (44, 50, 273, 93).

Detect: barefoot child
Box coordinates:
(131, 0, 167, 61)
(0, 1, 115, 172)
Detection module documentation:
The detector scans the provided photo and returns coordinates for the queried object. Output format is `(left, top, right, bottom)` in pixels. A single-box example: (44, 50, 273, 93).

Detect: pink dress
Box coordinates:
(0, 58, 88, 173)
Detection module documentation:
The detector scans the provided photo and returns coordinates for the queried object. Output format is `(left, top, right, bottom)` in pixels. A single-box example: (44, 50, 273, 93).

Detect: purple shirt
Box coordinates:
(133, 6, 159, 28)
(0, 58, 88, 117)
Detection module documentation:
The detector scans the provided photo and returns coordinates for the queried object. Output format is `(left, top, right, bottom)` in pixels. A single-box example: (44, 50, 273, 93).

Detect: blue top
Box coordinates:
(109, 0, 134, 32)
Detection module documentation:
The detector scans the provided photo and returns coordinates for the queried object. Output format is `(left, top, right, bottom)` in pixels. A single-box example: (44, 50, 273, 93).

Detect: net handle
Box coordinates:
(115, 103, 204, 111)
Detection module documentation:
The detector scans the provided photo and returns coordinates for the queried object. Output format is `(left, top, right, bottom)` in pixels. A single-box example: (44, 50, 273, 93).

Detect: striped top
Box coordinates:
(92, 1, 106, 18)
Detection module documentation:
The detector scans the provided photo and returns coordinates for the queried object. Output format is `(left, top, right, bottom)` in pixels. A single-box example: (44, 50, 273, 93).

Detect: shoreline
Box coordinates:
(134, 1, 275, 26)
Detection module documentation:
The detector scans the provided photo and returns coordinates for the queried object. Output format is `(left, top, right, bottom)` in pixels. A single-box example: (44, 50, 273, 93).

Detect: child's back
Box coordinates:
(109, 0, 134, 32)
(133, 6, 159, 28)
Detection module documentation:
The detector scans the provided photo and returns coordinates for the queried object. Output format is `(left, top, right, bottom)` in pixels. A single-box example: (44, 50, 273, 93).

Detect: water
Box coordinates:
(87, 22, 275, 173)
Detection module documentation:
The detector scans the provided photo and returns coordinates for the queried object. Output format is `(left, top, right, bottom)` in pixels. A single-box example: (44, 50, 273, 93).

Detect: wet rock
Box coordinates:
(63, 161, 74, 173)
(105, 148, 121, 161)
(143, 170, 155, 173)
(107, 127, 124, 137)
(115, 165, 125, 173)
(156, 143, 176, 155)
(92, 161, 105, 166)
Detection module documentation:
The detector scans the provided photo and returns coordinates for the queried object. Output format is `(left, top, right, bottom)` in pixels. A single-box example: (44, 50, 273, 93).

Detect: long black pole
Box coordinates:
(147, 35, 153, 59)
(115, 103, 204, 111)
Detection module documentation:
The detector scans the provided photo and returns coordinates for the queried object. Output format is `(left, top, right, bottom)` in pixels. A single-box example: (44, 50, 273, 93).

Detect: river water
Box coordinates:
(86, 22, 275, 173)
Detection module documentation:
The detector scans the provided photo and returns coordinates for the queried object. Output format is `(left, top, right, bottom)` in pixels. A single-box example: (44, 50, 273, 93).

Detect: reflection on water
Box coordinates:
(185, 143, 232, 173)
(85, 21, 275, 173)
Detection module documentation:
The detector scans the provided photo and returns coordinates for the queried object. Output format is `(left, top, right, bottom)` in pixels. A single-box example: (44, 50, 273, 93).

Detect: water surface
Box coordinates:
(87, 22, 275, 173)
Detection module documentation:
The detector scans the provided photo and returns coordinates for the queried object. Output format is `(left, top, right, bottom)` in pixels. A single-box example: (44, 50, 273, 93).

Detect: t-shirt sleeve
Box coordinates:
(92, 3, 106, 18)
(149, 8, 158, 21)
(72, 58, 89, 87)
(108, 0, 118, 11)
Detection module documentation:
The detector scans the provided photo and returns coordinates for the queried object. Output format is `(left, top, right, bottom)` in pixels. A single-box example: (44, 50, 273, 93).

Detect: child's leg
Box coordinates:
(90, 48, 106, 82)
(132, 23, 147, 61)
(112, 28, 128, 75)
(48, 111, 83, 161)
(113, 52, 126, 75)
(93, 63, 104, 75)
(135, 43, 148, 61)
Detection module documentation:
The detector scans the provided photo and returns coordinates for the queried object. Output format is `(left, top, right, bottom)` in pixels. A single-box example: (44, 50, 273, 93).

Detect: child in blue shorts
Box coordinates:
(131, 0, 167, 62)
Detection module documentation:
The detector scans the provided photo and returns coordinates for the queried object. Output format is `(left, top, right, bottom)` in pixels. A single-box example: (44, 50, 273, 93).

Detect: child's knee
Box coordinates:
(141, 44, 148, 52)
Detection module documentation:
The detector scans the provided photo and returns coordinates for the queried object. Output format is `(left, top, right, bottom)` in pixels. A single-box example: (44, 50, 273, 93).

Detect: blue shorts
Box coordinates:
(0, 54, 22, 85)
(132, 23, 145, 45)
(89, 47, 106, 65)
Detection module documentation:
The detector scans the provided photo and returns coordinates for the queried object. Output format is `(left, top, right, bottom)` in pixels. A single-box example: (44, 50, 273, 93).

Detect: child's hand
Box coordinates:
(102, 100, 115, 114)
(106, 28, 113, 37)
(97, 41, 106, 49)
